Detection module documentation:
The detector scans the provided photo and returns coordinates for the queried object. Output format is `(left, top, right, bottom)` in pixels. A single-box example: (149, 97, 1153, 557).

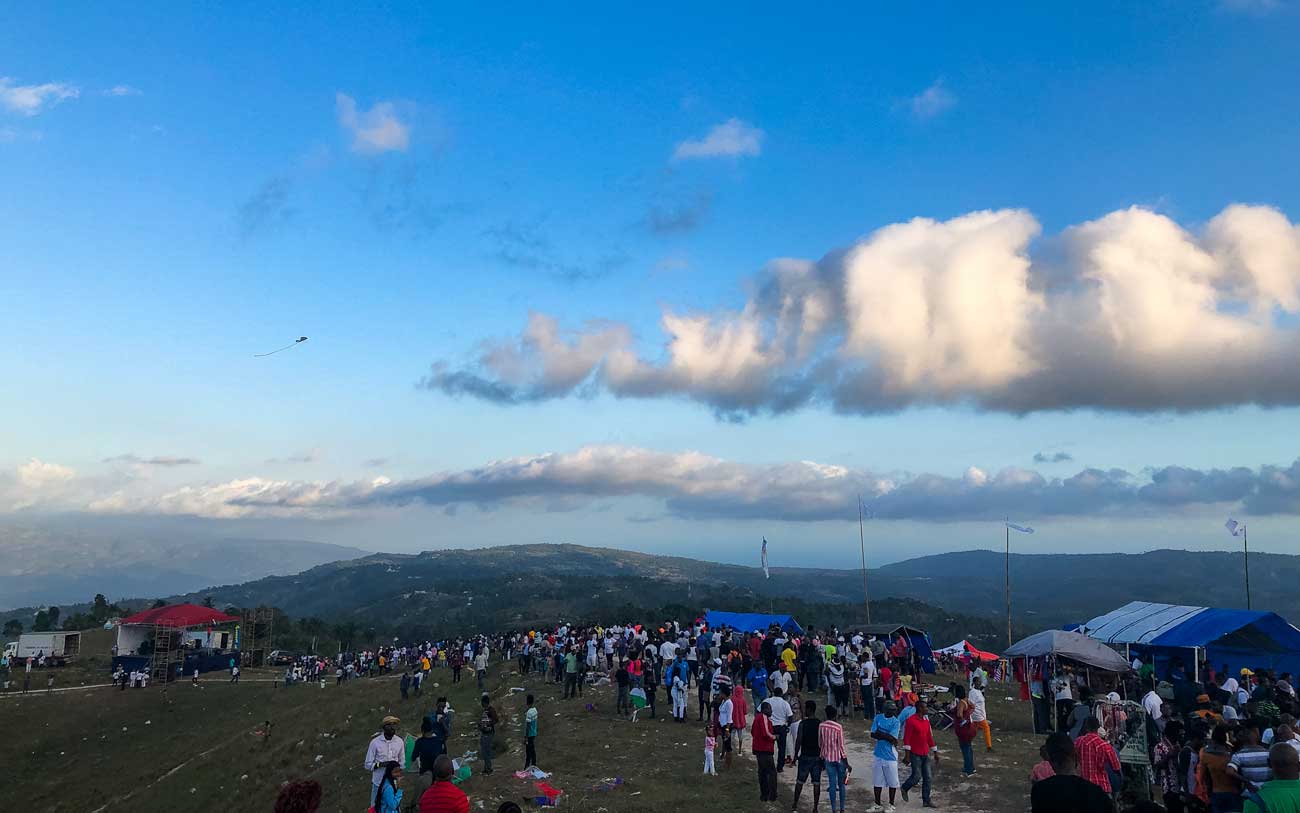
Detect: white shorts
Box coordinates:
(872, 759, 899, 788)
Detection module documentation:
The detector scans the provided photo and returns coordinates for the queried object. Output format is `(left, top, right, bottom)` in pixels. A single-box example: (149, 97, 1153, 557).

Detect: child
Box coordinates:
(704, 726, 718, 775)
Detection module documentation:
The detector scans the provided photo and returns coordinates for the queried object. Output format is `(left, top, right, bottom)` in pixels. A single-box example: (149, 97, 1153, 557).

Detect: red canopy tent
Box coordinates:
(120, 604, 239, 629)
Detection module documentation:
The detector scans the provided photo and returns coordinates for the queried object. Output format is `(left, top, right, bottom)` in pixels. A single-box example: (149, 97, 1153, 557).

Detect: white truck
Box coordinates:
(3, 631, 82, 662)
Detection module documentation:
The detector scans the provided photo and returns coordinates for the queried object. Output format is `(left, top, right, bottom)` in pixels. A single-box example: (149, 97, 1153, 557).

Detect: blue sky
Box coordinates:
(4, 2, 1300, 567)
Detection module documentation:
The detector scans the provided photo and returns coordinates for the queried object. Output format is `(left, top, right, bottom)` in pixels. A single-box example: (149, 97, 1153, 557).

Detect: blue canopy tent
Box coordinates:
(704, 610, 803, 635)
(1082, 601, 1300, 681)
(863, 623, 937, 674)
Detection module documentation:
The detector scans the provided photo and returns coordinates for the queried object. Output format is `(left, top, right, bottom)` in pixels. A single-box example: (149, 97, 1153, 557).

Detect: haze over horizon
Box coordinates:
(6, 3, 1300, 567)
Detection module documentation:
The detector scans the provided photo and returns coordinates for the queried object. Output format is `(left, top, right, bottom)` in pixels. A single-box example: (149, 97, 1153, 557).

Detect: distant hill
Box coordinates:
(0, 523, 367, 610)
(175, 543, 1300, 639)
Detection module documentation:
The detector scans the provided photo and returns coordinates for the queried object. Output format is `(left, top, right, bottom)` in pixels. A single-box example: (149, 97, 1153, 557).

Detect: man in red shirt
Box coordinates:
(752, 700, 778, 802)
(900, 699, 940, 807)
(1074, 717, 1120, 793)
(420, 755, 469, 813)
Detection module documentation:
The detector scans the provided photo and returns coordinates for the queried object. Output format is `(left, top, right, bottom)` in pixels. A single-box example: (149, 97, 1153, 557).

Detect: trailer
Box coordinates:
(4, 631, 82, 661)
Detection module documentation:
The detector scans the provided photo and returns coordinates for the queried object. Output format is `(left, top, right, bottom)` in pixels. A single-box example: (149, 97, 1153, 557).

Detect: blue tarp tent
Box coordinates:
(1082, 601, 1300, 680)
(704, 610, 803, 635)
(864, 623, 938, 674)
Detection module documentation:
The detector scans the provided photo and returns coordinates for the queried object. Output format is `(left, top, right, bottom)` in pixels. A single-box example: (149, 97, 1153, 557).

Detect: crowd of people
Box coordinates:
(1026, 653, 1300, 812)
(330, 619, 995, 813)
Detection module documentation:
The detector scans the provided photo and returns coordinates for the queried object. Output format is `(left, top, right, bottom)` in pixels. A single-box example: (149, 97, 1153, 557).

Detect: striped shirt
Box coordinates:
(819, 720, 846, 763)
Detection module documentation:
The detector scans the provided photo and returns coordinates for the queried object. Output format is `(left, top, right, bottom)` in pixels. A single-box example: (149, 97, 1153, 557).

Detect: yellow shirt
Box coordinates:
(781, 649, 797, 671)
(900, 675, 913, 693)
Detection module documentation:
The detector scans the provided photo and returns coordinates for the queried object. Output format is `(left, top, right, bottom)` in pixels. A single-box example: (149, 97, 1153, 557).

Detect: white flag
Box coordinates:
(1226, 518, 1245, 537)
(761, 537, 770, 579)
(1006, 522, 1035, 534)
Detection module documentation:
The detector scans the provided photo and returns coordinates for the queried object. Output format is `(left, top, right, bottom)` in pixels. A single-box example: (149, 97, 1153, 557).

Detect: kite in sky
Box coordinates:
(254, 336, 309, 357)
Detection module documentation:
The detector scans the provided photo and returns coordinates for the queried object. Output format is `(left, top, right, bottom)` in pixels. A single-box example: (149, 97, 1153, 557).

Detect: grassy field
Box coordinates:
(0, 660, 1039, 812)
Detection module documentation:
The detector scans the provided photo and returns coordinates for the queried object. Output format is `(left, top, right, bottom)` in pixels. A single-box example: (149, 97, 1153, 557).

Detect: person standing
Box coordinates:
(363, 716, 405, 799)
(871, 700, 902, 812)
(563, 648, 578, 699)
(900, 699, 939, 808)
(970, 677, 993, 752)
(411, 717, 442, 802)
(704, 724, 718, 776)
(752, 700, 779, 802)
(523, 694, 539, 769)
(477, 694, 499, 775)
(821, 705, 849, 813)
(861, 655, 878, 721)
(1074, 717, 1121, 794)
(474, 649, 488, 693)
(951, 685, 978, 776)
(400, 669, 411, 701)
(767, 687, 793, 772)
(615, 662, 631, 717)
(792, 700, 823, 812)
(718, 691, 736, 770)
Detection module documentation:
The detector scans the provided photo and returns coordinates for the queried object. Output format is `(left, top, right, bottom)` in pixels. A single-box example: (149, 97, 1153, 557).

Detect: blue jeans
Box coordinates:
(959, 741, 975, 774)
(862, 687, 876, 720)
(825, 760, 846, 811)
(901, 753, 932, 803)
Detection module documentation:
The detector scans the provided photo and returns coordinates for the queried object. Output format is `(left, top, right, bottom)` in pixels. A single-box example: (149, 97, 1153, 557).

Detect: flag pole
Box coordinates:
(1243, 526, 1252, 611)
(1005, 518, 1013, 649)
(858, 496, 871, 625)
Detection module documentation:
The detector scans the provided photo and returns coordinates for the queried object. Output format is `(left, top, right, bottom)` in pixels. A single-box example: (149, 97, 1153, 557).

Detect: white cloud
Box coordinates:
(103, 85, 142, 97)
(0, 77, 79, 116)
(62, 446, 1300, 522)
(426, 203, 1300, 417)
(336, 92, 410, 154)
(672, 118, 764, 161)
(910, 80, 956, 119)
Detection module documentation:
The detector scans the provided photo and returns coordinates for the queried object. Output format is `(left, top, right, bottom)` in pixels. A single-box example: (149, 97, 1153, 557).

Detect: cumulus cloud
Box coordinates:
(103, 454, 201, 467)
(1033, 451, 1074, 464)
(673, 118, 764, 160)
(336, 92, 410, 154)
(67, 446, 1300, 522)
(103, 84, 141, 97)
(425, 204, 1300, 418)
(0, 77, 79, 116)
(910, 80, 956, 119)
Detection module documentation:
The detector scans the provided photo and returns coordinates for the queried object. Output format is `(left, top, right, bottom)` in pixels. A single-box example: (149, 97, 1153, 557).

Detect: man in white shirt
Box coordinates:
(767, 687, 794, 770)
(659, 638, 677, 662)
(1142, 681, 1165, 733)
(860, 656, 878, 720)
(474, 650, 489, 692)
(969, 678, 992, 751)
(363, 715, 405, 796)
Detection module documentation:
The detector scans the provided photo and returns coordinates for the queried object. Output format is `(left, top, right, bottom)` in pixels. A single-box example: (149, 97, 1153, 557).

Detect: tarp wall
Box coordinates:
(704, 611, 803, 635)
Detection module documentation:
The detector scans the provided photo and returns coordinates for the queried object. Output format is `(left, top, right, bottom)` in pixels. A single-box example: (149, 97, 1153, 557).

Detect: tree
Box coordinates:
(33, 611, 50, 632)
(47, 606, 60, 628)
(202, 596, 215, 608)
(3, 619, 22, 638)
(93, 594, 110, 620)
(152, 599, 166, 609)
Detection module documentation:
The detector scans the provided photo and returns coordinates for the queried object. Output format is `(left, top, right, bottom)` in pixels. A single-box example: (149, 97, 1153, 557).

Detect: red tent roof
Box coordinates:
(120, 604, 240, 628)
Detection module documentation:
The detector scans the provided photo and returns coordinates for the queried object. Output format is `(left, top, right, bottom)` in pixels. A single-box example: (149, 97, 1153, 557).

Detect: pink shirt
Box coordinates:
(819, 720, 846, 763)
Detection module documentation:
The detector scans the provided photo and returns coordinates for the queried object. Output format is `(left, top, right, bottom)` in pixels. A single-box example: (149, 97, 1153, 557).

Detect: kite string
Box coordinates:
(253, 342, 297, 357)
